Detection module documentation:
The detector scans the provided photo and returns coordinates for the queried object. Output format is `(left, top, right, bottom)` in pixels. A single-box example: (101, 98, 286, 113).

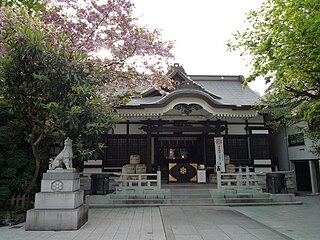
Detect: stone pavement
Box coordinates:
(0, 207, 166, 240)
(0, 206, 290, 240)
(234, 195, 320, 240)
(0, 196, 319, 240)
(160, 206, 291, 240)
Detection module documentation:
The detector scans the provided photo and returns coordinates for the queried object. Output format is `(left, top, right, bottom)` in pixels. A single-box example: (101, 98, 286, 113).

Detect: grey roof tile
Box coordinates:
(126, 73, 261, 107)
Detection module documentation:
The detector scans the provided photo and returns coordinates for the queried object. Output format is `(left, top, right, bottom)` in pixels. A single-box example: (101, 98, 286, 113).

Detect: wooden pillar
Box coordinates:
(245, 120, 252, 166)
(146, 130, 152, 172)
(203, 133, 208, 166)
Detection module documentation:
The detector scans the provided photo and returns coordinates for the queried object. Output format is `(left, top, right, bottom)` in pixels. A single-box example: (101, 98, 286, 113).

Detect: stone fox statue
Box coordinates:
(49, 137, 73, 170)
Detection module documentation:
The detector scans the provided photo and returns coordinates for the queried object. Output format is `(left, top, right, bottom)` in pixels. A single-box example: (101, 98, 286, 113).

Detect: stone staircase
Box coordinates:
(85, 186, 301, 207)
(211, 188, 275, 205)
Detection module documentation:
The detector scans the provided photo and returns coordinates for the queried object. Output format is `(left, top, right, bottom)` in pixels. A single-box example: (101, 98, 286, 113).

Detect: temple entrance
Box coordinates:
(155, 136, 205, 182)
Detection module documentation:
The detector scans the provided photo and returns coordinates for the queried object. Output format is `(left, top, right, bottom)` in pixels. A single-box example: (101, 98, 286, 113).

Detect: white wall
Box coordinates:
(287, 124, 319, 161)
(227, 125, 246, 135)
(113, 124, 126, 134)
(270, 128, 290, 171)
(129, 124, 145, 135)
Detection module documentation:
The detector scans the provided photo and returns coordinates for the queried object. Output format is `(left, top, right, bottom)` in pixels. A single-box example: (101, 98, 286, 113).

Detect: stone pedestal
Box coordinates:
(26, 169, 88, 231)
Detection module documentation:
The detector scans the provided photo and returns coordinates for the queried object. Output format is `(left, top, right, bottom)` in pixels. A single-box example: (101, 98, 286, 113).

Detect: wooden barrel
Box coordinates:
(129, 175, 139, 180)
(226, 164, 235, 173)
(224, 155, 230, 165)
(125, 164, 136, 174)
(136, 164, 147, 181)
(135, 164, 146, 174)
(130, 155, 140, 165)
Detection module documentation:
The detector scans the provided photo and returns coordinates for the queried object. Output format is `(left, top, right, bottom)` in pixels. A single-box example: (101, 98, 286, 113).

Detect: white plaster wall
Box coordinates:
(270, 128, 290, 171)
(287, 124, 319, 161)
(247, 115, 264, 123)
(288, 139, 318, 160)
(227, 125, 246, 135)
(129, 124, 145, 134)
(112, 124, 126, 134)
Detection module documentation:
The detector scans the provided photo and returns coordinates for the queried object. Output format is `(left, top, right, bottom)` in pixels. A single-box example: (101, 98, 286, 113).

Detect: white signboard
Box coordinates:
(214, 137, 225, 172)
(197, 169, 206, 183)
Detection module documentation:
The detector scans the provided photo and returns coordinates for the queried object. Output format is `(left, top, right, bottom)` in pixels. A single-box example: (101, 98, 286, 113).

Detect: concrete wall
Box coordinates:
(287, 123, 318, 161)
(270, 128, 290, 171)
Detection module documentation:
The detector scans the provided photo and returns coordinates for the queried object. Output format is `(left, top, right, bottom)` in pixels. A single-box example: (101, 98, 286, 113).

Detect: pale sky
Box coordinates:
(132, 0, 268, 95)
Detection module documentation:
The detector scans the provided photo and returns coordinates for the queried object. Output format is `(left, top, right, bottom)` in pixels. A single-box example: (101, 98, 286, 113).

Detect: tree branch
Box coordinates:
(285, 86, 320, 100)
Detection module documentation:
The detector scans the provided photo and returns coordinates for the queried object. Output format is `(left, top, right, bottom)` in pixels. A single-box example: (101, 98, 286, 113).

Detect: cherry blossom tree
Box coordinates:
(41, 0, 174, 101)
(0, 0, 174, 194)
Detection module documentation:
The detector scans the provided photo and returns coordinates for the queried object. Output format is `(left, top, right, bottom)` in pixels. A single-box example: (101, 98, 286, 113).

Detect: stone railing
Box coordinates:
(221, 166, 259, 188)
(116, 170, 161, 191)
(218, 167, 296, 193)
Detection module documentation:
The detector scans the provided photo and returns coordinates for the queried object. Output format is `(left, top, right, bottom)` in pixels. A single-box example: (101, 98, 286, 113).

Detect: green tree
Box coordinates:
(228, 0, 320, 153)
(0, 0, 174, 195)
(0, 102, 35, 210)
(0, 7, 118, 194)
(0, 0, 45, 13)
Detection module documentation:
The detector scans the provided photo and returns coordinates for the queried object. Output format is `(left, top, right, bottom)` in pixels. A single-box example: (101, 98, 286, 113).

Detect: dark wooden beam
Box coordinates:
(140, 126, 217, 133)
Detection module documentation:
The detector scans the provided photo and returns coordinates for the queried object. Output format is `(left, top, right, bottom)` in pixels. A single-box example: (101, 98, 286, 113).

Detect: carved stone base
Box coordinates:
(34, 190, 84, 209)
(25, 204, 88, 231)
(26, 169, 88, 231)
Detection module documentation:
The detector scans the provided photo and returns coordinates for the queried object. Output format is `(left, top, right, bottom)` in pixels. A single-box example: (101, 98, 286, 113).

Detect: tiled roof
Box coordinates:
(190, 75, 260, 106)
(125, 65, 261, 108)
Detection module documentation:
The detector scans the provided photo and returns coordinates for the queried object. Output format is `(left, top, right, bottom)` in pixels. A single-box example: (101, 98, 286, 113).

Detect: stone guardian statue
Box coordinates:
(49, 137, 74, 170)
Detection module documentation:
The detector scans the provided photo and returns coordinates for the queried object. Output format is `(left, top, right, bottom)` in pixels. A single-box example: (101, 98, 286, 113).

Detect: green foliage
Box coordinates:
(0, 0, 45, 13)
(0, 7, 119, 193)
(0, 102, 35, 209)
(228, 0, 320, 154)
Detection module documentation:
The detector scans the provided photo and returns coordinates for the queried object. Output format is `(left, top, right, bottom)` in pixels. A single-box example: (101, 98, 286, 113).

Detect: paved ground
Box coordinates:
(0, 195, 319, 240)
(234, 195, 320, 240)
(160, 206, 291, 240)
(0, 207, 165, 240)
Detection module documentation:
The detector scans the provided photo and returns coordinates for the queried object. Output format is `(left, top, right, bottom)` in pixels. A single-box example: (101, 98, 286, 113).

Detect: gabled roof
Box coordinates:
(123, 64, 261, 109)
(190, 75, 260, 106)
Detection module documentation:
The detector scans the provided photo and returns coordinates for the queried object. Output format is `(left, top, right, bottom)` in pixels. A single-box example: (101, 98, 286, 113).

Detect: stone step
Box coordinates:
(109, 194, 167, 199)
(223, 193, 271, 199)
(166, 194, 211, 199)
(85, 189, 301, 207)
(110, 199, 170, 205)
(171, 199, 213, 204)
(88, 201, 302, 208)
(225, 198, 273, 203)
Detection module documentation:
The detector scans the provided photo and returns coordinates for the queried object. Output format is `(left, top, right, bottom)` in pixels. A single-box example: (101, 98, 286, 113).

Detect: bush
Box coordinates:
(0, 102, 35, 211)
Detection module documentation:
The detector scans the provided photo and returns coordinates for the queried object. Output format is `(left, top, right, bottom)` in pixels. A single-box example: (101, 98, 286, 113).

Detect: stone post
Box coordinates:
(25, 169, 88, 230)
(26, 138, 88, 230)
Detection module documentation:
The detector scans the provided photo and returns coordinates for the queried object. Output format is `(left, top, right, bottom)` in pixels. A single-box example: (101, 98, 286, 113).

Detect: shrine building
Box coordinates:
(99, 63, 271, 182)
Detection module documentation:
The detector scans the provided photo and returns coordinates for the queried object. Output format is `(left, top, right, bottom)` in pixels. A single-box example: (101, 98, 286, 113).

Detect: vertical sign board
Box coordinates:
(214, 137, 225, 172)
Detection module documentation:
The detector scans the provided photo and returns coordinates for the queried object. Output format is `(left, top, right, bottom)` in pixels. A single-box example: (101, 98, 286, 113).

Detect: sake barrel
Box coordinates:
(130, 155, 140, 165)
(224, 155, 230, 165)
(135, 164, 146, 174)
(226, 164, 236, 173)
(130, 175, 139, 180)
(135, 164, 147, 181)
(125, 164, 136, 174)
